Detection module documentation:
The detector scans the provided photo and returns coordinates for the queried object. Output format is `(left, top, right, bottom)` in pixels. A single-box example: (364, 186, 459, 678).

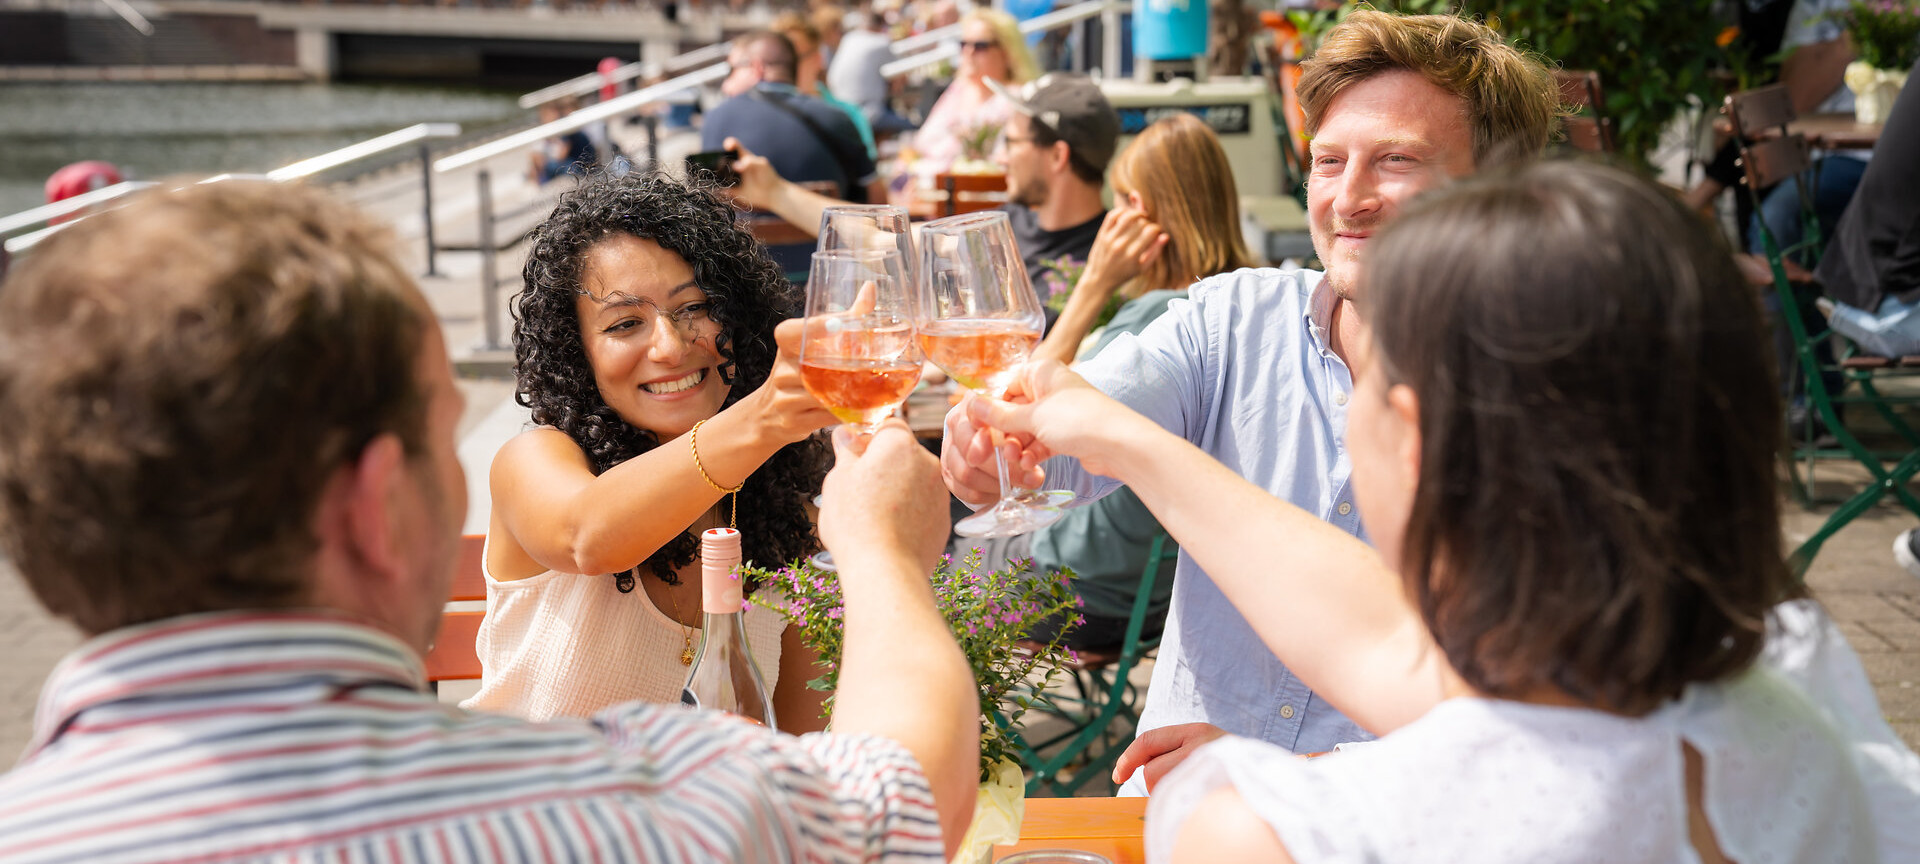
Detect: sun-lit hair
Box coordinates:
(1297, 9, 1559, 164)
(1109, 113, 1257, 298)
(770, 10, 820, 53)
(0, 180, 428, 635)
(962, 8, 1040, 85)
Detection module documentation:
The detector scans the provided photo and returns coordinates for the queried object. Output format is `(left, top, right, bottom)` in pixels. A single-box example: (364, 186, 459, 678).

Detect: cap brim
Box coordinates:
(985, 76, 1038, 118)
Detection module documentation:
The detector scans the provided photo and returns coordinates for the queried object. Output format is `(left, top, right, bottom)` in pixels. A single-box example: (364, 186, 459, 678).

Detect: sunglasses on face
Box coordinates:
(959, 40, 999, 53)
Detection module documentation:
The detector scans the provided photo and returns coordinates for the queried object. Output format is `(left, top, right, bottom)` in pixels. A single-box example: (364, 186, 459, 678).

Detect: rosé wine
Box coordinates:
(800, 357, 923, 428)
(917, 319, 1041, 395)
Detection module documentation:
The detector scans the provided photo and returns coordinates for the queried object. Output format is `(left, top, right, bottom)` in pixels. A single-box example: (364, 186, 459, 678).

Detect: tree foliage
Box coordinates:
(1290, 1, 1728, 163)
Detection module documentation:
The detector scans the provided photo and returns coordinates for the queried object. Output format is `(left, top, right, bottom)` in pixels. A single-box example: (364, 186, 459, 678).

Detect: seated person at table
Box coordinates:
(902, 8, 1037, 176)
(1812, 63, 1920, 358)
(1009, 112, 1259, 651)
(465, 172, 839, 727)
(943, 10, 1561, 790)
(771, 10, 878, 161)
(705, 29, 878, 281)
(969, 161, 1920, 863)
(0, 179, 979, 861)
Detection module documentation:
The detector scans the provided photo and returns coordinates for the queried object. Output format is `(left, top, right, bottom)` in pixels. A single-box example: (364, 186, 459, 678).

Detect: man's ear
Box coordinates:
(1048, 140, 1074, 176)
(338, 433, 410, 589)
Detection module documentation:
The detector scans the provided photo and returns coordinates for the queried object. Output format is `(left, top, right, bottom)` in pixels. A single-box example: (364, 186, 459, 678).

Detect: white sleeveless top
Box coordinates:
(1147, 600, 1920, 864)
(461, 549, 789, 723)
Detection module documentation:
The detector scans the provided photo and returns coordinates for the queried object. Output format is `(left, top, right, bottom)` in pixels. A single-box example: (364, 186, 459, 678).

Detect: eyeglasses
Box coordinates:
(959, 40, 999, 53)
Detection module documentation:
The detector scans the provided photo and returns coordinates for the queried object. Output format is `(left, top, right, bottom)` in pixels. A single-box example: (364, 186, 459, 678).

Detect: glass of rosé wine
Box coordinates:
(798, 248, 922, 436)
(916, 210, 1071, 538)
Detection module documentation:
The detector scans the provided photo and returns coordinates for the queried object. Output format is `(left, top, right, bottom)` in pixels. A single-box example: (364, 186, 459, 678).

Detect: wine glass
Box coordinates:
(818, 204, 915, 266)
(916, 209, 1071, 538)
(799, 247, 922, 569)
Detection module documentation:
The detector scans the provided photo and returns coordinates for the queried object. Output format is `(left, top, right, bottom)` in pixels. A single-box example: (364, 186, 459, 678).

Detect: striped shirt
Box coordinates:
(0, 612, 943, 863)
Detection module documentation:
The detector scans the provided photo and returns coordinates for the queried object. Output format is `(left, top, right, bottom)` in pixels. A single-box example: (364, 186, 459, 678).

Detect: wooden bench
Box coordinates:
(423, 534, 489, 688)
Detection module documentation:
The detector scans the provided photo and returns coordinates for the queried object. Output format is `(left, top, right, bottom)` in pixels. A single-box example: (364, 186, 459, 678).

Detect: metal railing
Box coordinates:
(519, 42, 730, 111)
(3, 123, 463, 262)
(880, 1, 1121, 80)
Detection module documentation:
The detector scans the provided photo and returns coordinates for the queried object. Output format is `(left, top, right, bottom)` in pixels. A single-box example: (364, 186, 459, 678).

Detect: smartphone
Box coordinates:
(687, 149, 740, 187)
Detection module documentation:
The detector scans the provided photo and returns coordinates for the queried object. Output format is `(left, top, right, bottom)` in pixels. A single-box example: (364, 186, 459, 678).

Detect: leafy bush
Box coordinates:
(747, 551, 1083, 779)
(1832, 1, 1920, 71)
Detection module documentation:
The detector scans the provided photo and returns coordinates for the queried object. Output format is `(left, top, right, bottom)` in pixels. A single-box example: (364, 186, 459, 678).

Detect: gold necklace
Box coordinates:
(659, 581, 698, 666)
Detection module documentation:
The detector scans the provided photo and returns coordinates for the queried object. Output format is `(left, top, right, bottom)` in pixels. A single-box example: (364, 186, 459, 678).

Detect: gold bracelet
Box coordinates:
(690, 420, 742, 529)
(690, 419, 745, 495)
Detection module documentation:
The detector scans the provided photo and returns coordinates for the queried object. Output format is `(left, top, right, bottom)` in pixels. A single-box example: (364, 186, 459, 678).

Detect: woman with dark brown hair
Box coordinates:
(969, 161, 1920, 863)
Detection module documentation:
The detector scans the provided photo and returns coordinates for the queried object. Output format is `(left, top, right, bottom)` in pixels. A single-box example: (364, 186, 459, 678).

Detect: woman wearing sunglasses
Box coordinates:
(906, 8, 1038, 176)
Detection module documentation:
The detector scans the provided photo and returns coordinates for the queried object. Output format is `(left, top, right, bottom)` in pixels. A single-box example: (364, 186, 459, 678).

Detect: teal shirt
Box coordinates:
(817, 85, 878, 160)
(1027, 289, 1187, 620)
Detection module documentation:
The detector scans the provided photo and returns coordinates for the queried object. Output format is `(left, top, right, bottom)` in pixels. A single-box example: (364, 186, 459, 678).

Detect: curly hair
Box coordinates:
(514, 171, 827, 590)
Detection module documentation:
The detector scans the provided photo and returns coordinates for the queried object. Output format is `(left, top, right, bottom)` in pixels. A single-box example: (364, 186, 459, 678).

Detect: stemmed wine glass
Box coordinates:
(818, 204, 915, 265)
(799, 246, 922, 569)
(915, 209, 1070, 538)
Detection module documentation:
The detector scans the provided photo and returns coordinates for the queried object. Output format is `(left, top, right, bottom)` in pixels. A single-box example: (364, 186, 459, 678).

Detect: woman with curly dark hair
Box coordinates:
(463, 172, 837, 728)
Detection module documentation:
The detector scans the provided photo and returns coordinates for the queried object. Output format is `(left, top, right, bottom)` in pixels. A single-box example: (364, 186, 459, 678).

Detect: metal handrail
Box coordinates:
(436, 63, 729, 174)
(890, 21, 962, 55)
(3, 123, 465, 257)
(0, 180, 155, 239)
(519, 43, 730, 110)
(267, 122, 462, 181)
(879, 1, 1118, 80)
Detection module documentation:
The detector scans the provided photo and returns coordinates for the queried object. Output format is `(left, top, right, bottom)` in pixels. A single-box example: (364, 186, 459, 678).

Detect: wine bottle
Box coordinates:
(679, 527, 777, 728)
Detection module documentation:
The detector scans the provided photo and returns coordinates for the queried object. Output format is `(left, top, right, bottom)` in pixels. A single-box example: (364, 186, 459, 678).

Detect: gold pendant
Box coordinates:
(680, 639, 695, 666)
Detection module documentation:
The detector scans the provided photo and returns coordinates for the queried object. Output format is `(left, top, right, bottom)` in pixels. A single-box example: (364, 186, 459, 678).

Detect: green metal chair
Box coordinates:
(1004, 532, 1178, 796)
(1728, 84, 1920, 574)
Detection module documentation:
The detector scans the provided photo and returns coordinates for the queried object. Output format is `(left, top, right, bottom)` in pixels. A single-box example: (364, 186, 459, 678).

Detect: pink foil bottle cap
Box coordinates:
(701, 527, 743, 613)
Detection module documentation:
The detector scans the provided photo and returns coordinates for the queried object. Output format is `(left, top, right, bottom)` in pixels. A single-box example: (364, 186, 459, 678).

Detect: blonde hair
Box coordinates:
(962, 8, 1040, 85)
(1110, 113, 1255, 298)
(1297, 10, 1559, 164)
(771, 10, 819, 53)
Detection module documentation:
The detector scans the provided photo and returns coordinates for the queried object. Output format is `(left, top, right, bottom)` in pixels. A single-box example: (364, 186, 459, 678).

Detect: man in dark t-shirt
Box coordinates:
(705, 31, 878, 281)
(988, 74, 1120, 304)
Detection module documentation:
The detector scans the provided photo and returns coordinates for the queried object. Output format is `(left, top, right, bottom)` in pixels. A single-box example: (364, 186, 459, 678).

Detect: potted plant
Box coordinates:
(747, 550, 1083, 864)
(1832, 0, 1920, 124)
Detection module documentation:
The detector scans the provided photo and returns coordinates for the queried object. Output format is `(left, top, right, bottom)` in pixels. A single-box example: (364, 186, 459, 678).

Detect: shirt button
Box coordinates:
(1337, 502, 1352, 516)
(1334, 392, 1348, 406)
(1280, 704, 1296, 720)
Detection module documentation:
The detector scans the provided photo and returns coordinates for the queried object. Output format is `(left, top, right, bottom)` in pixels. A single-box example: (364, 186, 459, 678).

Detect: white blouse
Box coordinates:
(461, 551, 788, 724)
(1147, 600, 1920, 863)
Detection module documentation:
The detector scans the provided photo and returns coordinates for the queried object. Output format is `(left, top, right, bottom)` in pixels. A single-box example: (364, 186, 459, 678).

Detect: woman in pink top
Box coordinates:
(908, 8, 1038, 175)
(469, 172, 837, 727)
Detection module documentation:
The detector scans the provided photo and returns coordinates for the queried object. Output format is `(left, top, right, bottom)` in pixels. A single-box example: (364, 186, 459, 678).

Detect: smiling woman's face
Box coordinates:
(574, 234, 731, 439)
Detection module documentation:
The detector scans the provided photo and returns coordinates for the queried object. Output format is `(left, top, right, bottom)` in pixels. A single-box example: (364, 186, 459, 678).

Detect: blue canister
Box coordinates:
(1132, 0, 1208, 61)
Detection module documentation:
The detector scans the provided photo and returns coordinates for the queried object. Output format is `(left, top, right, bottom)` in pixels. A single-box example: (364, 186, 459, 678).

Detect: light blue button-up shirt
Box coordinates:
(1047, 266, 1374, 757)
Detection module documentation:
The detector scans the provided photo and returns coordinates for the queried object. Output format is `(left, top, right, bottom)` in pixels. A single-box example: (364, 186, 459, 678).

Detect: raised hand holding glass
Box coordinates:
(916, 210, 1070, 538)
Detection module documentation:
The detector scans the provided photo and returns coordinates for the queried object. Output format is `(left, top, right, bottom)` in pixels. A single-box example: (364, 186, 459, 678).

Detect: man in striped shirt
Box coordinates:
(0, 180, 978, 863)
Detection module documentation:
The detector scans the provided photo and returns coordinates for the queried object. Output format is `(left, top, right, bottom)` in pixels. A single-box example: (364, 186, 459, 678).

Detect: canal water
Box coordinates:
(0, 81, 528, 217)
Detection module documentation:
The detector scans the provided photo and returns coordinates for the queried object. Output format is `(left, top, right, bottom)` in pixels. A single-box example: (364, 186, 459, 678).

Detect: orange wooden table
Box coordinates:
(989, 797, 1148, 864)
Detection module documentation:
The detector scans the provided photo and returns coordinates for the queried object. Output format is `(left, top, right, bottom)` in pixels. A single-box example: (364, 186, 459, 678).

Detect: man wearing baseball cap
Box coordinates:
(728, 72, 1121, 301)
(987, 73, 1120, 301)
